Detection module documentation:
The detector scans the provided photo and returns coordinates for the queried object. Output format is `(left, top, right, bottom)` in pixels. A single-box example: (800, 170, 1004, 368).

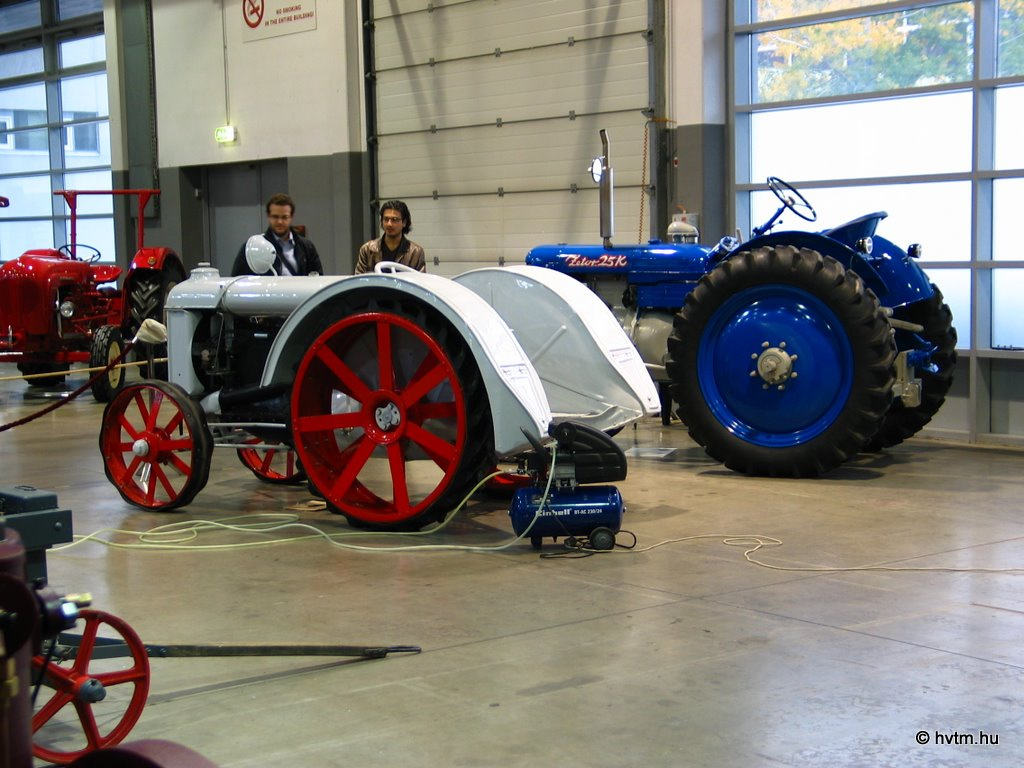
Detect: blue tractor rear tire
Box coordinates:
(666, 245, 896, 477)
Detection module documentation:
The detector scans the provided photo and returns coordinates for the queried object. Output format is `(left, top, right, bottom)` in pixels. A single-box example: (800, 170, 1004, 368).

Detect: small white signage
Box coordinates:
(242, 0, 317, 42)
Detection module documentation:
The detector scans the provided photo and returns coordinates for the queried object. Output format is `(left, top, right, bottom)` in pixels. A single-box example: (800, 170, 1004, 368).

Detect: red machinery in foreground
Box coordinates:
(0, 190, 185, 401)
(0, 484, 418, 766)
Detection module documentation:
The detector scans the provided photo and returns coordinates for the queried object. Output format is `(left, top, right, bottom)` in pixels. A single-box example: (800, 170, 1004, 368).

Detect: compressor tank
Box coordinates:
(509, 485, 624, 548)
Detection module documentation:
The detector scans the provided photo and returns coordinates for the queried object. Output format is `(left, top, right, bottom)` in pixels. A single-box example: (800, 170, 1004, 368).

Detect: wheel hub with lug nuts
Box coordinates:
(750, 340, 798, 390)
(374, 401, 402, 431)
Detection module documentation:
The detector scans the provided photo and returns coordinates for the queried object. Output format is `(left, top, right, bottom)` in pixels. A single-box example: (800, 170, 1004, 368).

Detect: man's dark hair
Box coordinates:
(380, 200, 412, 234)
(266, 193, 295, 215)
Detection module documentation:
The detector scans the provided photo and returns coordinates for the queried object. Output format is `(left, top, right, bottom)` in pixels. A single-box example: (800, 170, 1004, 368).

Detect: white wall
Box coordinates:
(150, 0, 362, 168)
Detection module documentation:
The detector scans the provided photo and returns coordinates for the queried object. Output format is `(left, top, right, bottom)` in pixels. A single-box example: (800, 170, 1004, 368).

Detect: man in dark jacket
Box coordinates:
(231, 193, 324, 276)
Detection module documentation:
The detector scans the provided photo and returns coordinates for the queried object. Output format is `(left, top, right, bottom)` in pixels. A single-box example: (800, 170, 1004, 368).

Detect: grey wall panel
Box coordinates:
(370, 0, 651, 270)
(373, 0, 647, 70)
(377, 37, 648, 133)
(403, 188, 646, 277)
(378, 112, 646, 197)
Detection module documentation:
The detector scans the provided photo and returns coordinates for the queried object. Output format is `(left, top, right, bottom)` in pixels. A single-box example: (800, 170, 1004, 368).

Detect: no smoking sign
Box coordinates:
(243, 0, 264, 29)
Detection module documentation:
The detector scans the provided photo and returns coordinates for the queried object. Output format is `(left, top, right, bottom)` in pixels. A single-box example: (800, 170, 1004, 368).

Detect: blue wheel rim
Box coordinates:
(698, 284, 854, 447)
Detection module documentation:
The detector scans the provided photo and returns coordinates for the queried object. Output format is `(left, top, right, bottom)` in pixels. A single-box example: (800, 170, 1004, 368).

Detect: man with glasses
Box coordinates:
(232, 193, 323, 276)
(355, 199, 426, 274)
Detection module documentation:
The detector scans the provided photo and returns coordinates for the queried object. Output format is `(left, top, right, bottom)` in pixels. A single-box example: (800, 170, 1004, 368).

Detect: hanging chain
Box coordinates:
(638, 121, 649, 244)
(639, 116, 678, 243)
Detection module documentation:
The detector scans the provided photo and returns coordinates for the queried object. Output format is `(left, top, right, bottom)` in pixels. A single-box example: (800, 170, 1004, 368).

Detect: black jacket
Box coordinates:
(231, 227, 324, 276)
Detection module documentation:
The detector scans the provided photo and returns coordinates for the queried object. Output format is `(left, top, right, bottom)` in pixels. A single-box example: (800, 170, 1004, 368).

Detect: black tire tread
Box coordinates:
(90, 324, 126, 403)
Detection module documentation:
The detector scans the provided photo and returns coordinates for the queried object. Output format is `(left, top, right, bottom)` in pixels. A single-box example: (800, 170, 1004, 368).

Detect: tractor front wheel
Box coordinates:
(666, 245, 896, 477)
(99, 381, 211, 510)
(90, 325, 126, 402)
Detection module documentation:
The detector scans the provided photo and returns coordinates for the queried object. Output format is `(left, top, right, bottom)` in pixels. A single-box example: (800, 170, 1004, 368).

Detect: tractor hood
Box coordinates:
(526, 241, 712, 308)
(526, 241, 711, 276)
(0, 252, 94, 334)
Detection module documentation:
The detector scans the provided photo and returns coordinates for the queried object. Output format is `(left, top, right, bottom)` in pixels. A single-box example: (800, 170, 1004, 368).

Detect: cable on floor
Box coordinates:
(540, 529, 638, 559)
(602, 533, 1024, 574)
(54, 447, 561, 556)
(55, 516, 1024, 572)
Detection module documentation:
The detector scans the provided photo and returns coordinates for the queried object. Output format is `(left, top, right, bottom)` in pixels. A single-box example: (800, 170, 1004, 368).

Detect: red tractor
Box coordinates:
(0, 189, 185, 401)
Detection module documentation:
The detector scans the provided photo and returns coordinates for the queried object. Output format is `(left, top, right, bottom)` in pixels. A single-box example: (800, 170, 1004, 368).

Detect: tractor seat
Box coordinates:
(91, 265, 122, 284)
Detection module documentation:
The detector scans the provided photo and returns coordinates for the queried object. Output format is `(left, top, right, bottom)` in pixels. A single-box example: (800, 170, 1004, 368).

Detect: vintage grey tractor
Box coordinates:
(526, 130, 956, 477)
(98, 247, 659, 531)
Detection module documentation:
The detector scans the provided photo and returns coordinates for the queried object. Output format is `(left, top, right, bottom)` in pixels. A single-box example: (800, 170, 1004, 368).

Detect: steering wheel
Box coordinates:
(58, 243, 102, 263)
(767, 177, 817, 223)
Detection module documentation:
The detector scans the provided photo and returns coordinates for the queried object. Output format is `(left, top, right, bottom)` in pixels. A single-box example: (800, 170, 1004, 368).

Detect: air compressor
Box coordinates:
(507, 421, 628, 550)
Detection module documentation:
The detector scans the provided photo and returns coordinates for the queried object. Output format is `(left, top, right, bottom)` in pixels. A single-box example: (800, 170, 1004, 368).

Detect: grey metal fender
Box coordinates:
(260, 271, 552, 456)
(453, 266, 661, 429)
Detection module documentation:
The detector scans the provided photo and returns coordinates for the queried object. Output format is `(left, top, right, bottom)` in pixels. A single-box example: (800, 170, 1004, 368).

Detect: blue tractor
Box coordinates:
(526, 130, 956, 477)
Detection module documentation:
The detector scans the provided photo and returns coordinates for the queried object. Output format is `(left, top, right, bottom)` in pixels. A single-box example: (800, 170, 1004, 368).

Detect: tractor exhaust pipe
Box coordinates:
(598, 129, 614, 249)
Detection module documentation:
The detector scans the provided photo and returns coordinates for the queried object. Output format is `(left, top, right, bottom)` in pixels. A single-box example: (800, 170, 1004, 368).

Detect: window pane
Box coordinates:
(754, 4, 973, 103)
(60, 35, 106, 68)
(62, 172, 114, 215)
(750, 92, 973, 180)
(995, 85, 1024, 170)
(0, 82, 47, 118)
(749, 181, 970, 263)
(930, 268, 970, 345)
(64, 120, 110, 167)
(59, 0, 103, 21)
(66, 217, 114, 263)
(999, 0, 1024, 77)
(0, 47, 44, 79)
(0, 127, 54, 172)
(0, 175, 54, 218)
(993, 178, 1024, 261)
(993, 269, 1024, 347)
(0, 2, 41, 34)
(0, 220, 53, 262)
(60, 73, 108, 117)
(754, 0, 905, 23)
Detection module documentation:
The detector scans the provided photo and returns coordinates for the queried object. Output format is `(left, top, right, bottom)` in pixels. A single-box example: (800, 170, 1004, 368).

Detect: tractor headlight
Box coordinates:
(59, 300, 76, 318)
(855, 237, 873, 255)
(908, 243, 923, 259)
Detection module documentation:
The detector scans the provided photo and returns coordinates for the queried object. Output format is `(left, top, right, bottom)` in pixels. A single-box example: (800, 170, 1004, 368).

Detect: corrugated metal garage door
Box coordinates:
(368, 0, 652, 275)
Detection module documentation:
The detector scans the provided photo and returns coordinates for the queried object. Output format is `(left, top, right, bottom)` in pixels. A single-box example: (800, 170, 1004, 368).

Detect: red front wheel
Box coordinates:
(291, 299, 493, 529)
(32, 610, 151, 765)
(99, 381, 212, 510)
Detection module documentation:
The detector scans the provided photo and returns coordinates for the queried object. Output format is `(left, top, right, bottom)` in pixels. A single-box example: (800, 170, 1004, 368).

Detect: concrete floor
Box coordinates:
(3, 364, 1023, 767)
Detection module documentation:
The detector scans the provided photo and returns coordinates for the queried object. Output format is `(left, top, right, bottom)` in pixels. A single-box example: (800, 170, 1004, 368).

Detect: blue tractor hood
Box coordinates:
(526, 241, 712, 309)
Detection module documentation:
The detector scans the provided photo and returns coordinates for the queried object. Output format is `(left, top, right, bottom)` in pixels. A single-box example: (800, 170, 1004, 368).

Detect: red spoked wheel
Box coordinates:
(291, 299, 494, 529)
(99, 381, 212, 510)
(237, 438, 306, 484)
(32, 609, 151, 766)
